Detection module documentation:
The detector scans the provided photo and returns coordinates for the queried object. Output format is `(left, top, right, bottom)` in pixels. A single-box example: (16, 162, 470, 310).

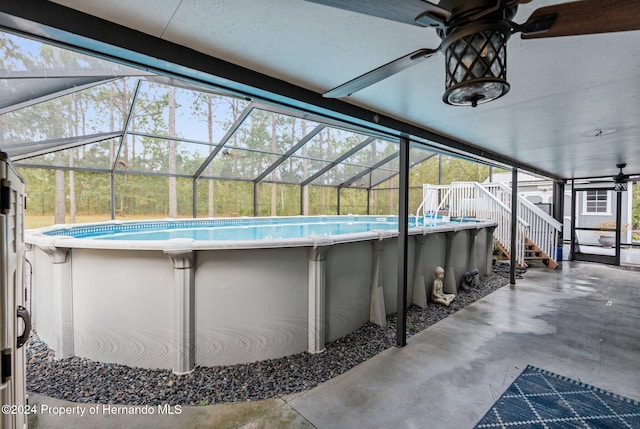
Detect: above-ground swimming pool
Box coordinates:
(26, 215, 497, 374)
(43, 216, 402, 241)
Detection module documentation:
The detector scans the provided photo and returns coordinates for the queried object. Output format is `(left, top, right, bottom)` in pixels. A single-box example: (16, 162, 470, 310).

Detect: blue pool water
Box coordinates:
(100, 220, 399, 241)
(44, 216, 408, 241)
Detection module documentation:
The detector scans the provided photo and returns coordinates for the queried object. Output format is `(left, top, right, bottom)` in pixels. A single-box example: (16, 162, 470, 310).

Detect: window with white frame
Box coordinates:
(583, 190, 610, 214)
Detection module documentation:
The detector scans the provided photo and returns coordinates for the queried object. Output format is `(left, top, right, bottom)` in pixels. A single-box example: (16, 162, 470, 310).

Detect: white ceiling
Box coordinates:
(12, 1, 640, 179)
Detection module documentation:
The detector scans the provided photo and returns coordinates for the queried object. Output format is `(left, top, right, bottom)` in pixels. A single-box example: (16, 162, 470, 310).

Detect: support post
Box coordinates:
(468, 227, 480, 286)
(300, 185, 304, 215)
(110, 172, 115, 220)
(444, 230, 461, 294)
(485, 225, 498, 276)
(411, 234, 428, 308)
(552, 181, 564, 224)
(615, 190, 622, 266)
(40, 242, 73, 359)
(370, 233, 391, 326)
(164, 239, 196, 374)
(308, 238, 333, 354)
(396, 137, 409, 347)
(553, 180, 565, 265)
(192, 179, 197, 218)
(570, 179, 576, 261)
(510, 167, 518, 285)
(253, 182, 258, 217)
(438, 154, 443, 204)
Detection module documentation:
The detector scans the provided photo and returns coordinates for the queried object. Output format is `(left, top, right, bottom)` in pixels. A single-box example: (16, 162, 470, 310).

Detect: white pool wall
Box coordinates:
(194, 246, 309, 368)
(25, 218, 497, 373)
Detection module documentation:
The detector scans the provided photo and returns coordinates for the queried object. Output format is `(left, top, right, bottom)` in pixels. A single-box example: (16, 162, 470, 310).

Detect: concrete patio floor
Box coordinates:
(28, 261, 640, 428)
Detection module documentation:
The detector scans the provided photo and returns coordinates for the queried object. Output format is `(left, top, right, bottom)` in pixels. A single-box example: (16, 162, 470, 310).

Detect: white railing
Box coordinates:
(415, 184, 438, 219)
(416, 184, 451, 225)
(484, 183, 511, 206)
(451, 182, 529, 266)
(484, 182, 562, 266)
(417, 181, 561, 267)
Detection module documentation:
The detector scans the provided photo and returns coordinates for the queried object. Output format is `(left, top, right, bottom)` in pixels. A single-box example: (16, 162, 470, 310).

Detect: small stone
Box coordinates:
(26, 273, 507, 405)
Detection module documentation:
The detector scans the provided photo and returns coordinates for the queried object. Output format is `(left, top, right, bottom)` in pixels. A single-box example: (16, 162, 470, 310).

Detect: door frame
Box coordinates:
(571, 185, 622, 266)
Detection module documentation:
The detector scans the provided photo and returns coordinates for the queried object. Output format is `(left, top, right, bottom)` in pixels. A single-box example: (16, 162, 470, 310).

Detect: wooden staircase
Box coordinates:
(524, 237, 558, 269)
(496, 238, 558, 269)
(418, 181, 561, 270)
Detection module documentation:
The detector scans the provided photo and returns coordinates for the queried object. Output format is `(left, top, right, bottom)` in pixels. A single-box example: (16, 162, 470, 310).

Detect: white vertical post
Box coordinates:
(369, 233, 389, 326)
(40, 242, 73, 359)
(468, 227, 480, 286)
(412, 234, 428, 308)
(485, 225, 498, 276)
(164, 239, 195, 375)
(308, 238, 333, 354)
(444, 230, 461, 294)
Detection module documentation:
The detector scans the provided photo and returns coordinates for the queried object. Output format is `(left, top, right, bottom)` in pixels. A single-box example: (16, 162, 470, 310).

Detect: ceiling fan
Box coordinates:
(305, 0, 640, 107)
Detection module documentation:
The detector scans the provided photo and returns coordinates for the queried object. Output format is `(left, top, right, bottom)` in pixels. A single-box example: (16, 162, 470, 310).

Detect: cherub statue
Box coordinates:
(432, 266, 456, 306)
(459, 268, 479, 292)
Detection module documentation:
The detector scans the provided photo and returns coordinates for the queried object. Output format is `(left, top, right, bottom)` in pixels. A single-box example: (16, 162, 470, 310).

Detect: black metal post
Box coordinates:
(396, 137, 409, 347)
(438, 154, 443, 203)
(615, 189, 622, 266)
(552, 181, 564, 223)
(253, 182, 258, 217)
(510, 167, 518, 285)
(192, 179, 197, 218)
(337, 187, 341, 215)
(300, 185, 304, 215)
(553, 180, 565, 263)
(110, 172, 115, 220)
(366, 189, 370, 215)
(570, 179, 576, 261)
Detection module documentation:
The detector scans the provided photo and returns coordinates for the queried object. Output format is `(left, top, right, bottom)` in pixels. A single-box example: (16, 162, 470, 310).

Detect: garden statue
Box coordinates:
(459, 268, 479, 292)
(432, 266, 456, 306)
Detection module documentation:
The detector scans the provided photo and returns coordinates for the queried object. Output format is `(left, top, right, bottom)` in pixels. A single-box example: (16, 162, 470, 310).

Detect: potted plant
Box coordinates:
(593, 220, 629, 247)
(492, 241, 502, 264)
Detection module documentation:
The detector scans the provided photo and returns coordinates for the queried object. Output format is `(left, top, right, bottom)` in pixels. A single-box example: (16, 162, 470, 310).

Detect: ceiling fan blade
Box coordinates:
(303, 0, 450, 27)
(521, 0, 640, 39)
(323, 48, 439, 98)
(514, 14, 558, 36)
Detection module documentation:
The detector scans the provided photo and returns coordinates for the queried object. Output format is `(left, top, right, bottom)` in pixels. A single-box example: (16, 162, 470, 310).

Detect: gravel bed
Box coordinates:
(26, 272, 509, 406)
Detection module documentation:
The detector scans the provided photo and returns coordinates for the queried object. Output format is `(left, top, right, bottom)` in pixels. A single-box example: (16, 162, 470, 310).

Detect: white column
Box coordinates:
(308, 237, 333, 354)
(369, 232, 391, 327)
(444, 230, 461, 294)
(411, 233, 428, 308)
(468, 227, 480, 286)
(485, 225, 498, 276)
(40, 242, 73, 359)
(164, 239, 195, 375)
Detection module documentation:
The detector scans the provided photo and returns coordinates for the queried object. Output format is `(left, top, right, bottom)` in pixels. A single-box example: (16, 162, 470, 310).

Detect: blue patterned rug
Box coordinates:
(474, 365, 640, 428)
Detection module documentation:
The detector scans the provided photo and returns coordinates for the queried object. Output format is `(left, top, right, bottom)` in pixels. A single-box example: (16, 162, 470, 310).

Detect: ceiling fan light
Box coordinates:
(445, 80, 510, 107)
(442, 22, 510, 107)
